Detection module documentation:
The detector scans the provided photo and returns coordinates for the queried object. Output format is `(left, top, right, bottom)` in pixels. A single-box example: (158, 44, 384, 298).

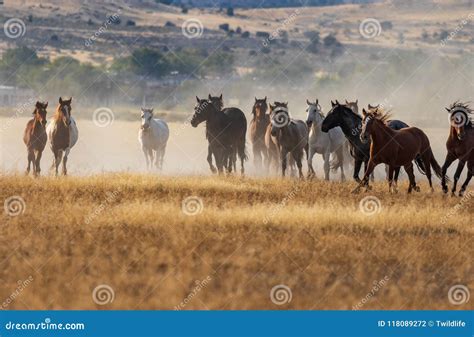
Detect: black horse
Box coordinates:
(321, 101, 424, 183)
(191, 96, 247, 174)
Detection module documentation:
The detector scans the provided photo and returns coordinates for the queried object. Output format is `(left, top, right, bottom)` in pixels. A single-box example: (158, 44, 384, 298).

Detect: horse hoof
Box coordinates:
(459, 190, 464, 197)
(414, 186, 420, 192)
(442, 186, 448, 194)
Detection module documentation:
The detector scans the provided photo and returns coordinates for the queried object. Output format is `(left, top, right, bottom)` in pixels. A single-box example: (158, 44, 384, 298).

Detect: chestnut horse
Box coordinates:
(23, 101, 48, 176)
(441, 102, 473, 196)
(250, 97, 270, 170)
(356, 108, 444, 193)
(47, 97, 79, 176)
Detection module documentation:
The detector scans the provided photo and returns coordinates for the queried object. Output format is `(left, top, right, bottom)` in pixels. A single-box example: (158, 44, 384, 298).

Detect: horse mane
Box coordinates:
(366, 107, 392, 123)
(338, 103, 361, 118)
(53, 104, 63, 122)
(448, 101, 473, 114)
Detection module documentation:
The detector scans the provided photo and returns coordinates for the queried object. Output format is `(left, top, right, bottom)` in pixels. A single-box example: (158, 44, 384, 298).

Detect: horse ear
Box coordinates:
(316, 99, 318, 105)
(335, 99, 340, 105)
(362, 108, 367, 116)
(45, 102, 48, 108)
(345, 99, 349, 104)
(150, 108, 154, 114)
(208, 94, 212, 100)
(355, 99, 358, 104)
(306, 99, 310, 105)
(69, 97, 73, 103)
(285, 102, 288, 106)
(270, 104, 275, 110)
(445, 107, 451, 112)
(331, 100, 335, 107)
(255, 97, 257, 102)
(59, 97, 63, 104)
(264, 96, 267, 102)
(196, 96, 200, 103)
(219, 94, 222, 100)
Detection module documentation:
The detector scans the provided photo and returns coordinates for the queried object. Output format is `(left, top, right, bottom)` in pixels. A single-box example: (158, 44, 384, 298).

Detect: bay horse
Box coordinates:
(269, 102, 308, 178)
(321, 101, 419, 185)
(250, 97, 270, 170)
(23, 101, 48, 176)
(306, 99, 349, 181)
(47, 97, 79, 176)
(441, 102, 473, 196)
(138, 108, 169, 170)
(356, 108, 444, 193)
(191, 96, 247, 175)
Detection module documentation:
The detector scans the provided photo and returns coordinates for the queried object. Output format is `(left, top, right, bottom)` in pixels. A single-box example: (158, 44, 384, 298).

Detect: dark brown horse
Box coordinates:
(441, 102, 473, 196)
(269, 102, 308, 178)
(205, 94, 224, 173)
(356, 108, 444, 193)
(250, 97, 270, 170)
(23, 101, 48, 176)
(191, 96, 247, 175)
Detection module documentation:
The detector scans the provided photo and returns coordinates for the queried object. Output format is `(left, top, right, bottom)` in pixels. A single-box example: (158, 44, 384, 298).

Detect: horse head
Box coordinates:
(270, 101, 290, 137)
(141, 107, 154, 130)
(345, 99, 359, 115)
(306, 99, 323, 128)
(252, 96, 268, 119)
(191, 96, 215, 127)
(34, 101, 48, 126)
(446, 102, 472, 141)
(58, 97, 72, 126)
(208, 94, 223, 111)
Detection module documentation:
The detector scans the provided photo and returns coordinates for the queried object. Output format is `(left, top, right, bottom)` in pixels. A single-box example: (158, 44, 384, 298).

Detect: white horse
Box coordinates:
(47, 97, 78, 176)
(305, 99, 349, 181)
(138, 108, 169, 170)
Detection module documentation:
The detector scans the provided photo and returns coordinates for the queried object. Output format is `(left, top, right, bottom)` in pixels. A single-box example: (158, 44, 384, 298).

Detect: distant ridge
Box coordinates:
(156, 0, 378, 9)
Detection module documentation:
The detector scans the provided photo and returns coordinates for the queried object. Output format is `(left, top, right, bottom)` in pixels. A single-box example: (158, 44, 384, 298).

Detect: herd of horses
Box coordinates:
(22, 96, 473, 196)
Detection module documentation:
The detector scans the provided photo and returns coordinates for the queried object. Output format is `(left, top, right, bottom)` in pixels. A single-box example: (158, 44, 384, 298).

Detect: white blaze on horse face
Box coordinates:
(141, 109, 153, 129)
(62, 104, 71, 125)
(361, 116, 371, 141)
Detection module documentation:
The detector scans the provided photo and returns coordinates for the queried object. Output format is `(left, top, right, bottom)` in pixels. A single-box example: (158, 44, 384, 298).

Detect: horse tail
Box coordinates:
(414, 155, 426, 175)
(238, 138, 248, 162)
(427, 147, 445, 180)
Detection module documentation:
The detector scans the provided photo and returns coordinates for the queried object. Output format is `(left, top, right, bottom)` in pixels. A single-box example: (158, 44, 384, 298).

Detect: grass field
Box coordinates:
(0, 174, 472, 310)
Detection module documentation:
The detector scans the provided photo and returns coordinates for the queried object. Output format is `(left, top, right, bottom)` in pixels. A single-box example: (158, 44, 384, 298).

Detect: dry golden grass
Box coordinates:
(0, 174, 472, 310)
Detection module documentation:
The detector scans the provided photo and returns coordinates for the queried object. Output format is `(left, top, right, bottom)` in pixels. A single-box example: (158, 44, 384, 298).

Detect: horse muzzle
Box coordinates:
(306, 120, 312, 128)
(360, 134, 369, 144)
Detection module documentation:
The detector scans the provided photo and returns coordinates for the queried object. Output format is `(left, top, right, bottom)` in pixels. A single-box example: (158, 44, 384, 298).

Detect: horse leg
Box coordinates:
(451, 160, 465, 196)
(459, 161, 472, 197)
(62, 148, 70, 175)
(393, 167, 400, 193)
(353, 159, 362, 183)
(153, 150, 160, 170)
(420, 152, 434, 192)
(207, 145, 217, 174)
(404, 163, 418, 193)
(26, 149, 34, 175)
(280, 149, 288, 177)
(35, 150, 43, 176)
(292, 150, 304, 179)
(441, 152, 456, 194)
(353, 159, 376, 193)
(364, 160, 374, 182)
(323, 151, 330, 181)
(55, 150, 63, 176)
(307, 147, 316, 178)
(335, 146, 345, 182)
(253, 144, 261, 170)
(142, 147, 150, 170)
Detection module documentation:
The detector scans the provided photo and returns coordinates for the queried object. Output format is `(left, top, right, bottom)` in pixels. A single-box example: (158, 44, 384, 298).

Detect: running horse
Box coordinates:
(250, 97, 270, 170)
(191, 96, 247, 175)
(23, 101, 48, 176)
(441, 102, 473, 196)
(47, 97, 79, 176)
(356, 108, 444, 193)
(269, 102, 308, 178)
